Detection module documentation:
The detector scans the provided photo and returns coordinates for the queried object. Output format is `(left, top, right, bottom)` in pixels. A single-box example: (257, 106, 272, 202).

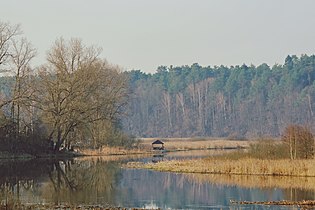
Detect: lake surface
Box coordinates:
(0, 152, 313, 209)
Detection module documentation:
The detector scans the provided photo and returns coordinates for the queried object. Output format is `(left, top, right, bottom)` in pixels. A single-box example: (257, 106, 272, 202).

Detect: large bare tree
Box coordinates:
(0, 21, 36, 135)
(10, 37, 36, 136)
(0, 22, 21, 68)
(33, 38, 128, 151)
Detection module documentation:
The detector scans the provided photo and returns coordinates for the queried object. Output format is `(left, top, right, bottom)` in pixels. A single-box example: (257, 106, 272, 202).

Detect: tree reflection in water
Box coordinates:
(0, 159, 54, 207)
(0, 158, 122, 207)
(2, 157, 315, 209)
(184, 173, 315, 202)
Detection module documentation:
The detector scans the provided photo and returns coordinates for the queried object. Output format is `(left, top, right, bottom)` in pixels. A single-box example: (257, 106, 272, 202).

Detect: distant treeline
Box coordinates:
(123, 55, 315, 138)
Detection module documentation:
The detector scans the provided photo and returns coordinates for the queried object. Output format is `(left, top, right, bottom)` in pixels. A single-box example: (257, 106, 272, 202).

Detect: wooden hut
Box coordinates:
(152, 139, 165, 150)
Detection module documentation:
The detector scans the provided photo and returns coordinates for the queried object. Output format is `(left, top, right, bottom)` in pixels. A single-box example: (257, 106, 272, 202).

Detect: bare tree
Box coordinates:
(0, 22, 21, 68)
(298, 126, 314, 159)
(282, 125, 298, 159)
(0, 21, 36, 136)
(0, 22, 25, 109)
(282, 124, 314, 159)
(10, 37, 36, 136)
(33, 38, 128, 151)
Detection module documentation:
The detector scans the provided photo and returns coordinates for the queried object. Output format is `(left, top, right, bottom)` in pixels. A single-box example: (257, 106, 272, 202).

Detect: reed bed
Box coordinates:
(128, 158, 315, 177)
(74, 138, 251, 157)
(139, 138, 251, 151)
(77, 154, 150, 162)
(78, 147, 148, 156)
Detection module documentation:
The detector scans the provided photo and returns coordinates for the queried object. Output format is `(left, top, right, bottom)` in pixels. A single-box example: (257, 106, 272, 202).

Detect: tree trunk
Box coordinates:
(54, 127, 63, 152)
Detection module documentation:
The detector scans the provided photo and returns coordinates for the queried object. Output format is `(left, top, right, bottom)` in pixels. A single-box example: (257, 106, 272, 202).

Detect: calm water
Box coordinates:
(0, 152, 312, 209)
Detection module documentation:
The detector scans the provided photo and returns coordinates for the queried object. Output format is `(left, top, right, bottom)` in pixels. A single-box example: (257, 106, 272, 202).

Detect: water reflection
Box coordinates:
(0, 158, 122, 207)
(144, 149, 233, 163)
(0, 159, 53, 206)
(152, 154, 164, 163)
(185, 173, 315, 204)
(0, 156, 313, 209)
(118, 169, 298, 209)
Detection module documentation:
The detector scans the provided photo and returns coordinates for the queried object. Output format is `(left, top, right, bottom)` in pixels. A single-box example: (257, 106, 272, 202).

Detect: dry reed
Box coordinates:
(129, 158, 315, 177)
(78, 147, 148, 156)
(139, 138, 251, 151)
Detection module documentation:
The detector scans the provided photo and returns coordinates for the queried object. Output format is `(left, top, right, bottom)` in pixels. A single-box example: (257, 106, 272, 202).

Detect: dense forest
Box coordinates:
(123, 55, 315, 139)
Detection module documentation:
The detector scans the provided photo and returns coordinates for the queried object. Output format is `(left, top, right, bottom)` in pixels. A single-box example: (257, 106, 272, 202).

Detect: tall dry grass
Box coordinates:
(132, 158, 315, 177)
(77, 154, 150, 162)
(139, 138, 251, 151)
(214, 139, 289, 160)
(78, 146, 148, 156)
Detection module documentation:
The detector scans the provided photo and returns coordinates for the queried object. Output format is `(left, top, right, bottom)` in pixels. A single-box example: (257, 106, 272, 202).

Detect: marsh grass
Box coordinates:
(131, 158, 315, 177)
(75, 137, 250, 156)
(139, 138, 251, 151)
(78, 146, 148, 156)
(78, 154, 150, 162)
(216, 139, 289, 160)
(128, 140, 315, 177)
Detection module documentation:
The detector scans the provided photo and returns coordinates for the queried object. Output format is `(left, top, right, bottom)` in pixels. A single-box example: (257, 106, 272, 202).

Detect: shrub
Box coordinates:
(248, 139, 289, 159)
(215, 139, 289, 160)
(282, 124, 314, 159)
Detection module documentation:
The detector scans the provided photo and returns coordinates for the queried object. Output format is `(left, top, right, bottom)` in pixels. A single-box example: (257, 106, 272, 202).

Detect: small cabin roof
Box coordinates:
(152, 139, 164, 145)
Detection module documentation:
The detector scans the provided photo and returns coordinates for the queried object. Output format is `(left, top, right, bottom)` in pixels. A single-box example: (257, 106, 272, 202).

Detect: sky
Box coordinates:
(1, 0, 315, 73)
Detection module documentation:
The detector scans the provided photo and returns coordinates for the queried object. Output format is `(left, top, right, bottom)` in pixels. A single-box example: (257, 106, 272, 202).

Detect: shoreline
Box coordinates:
(0, 147, 242, 161)
(0, 203, 158, 210)
(127, 158, 315, 177)
(0, 138, 250, 160)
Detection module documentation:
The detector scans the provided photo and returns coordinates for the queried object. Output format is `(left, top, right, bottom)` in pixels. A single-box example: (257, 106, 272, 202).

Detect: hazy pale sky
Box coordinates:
(1, 0, 315, 73)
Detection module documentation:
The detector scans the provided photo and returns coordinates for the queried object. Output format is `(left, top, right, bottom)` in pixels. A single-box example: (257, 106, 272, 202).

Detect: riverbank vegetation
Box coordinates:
(130, 157, 315, 177)
(138, 137, 250, 151)
(128, 125, 315, 177)
(0, 21, 136, 157)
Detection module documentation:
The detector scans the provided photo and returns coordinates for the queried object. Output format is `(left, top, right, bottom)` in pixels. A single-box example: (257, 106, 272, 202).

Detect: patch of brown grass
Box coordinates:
(139, 137, 251, 151)
(129, 158, 315, 177)
(78, 146, 148, 156)
(78, 154, 150, 162)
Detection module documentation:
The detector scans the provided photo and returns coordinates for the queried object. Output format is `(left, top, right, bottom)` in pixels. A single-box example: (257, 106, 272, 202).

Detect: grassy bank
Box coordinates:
(79, 138, 252, 156)
(128, 158, 315, 177)
(127, 140, 315, 177)
(78, 146, 150, 156)
(139, 137, 251, 151)
(0, 138, 252, 159)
